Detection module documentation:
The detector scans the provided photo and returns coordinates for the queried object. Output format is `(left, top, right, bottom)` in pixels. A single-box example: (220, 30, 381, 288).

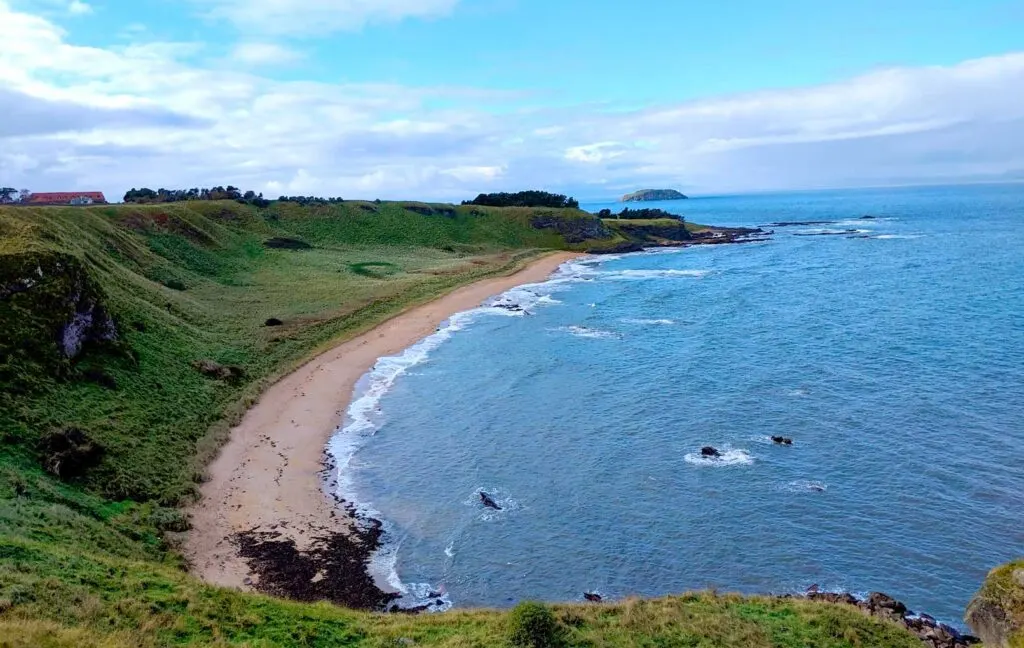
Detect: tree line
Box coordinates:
(123, 186, 272, 207)
(0, 187, 30, 204)
(596, 207, 685, 222)
(462, 191, 579, 209)
(122, 187, 349, 208)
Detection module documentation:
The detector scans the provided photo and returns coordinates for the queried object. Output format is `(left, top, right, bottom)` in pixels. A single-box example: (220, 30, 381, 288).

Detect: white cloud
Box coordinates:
(67, 0, 90, 15)
(442, 165, 504, 182)
(1, 0, 1023, 200)
(230, 42, 303, 66)
(194, 0, 461, 34)
(565, 142, 626, 164)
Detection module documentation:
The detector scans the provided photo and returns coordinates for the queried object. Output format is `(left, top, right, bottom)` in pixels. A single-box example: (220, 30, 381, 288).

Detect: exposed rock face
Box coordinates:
(530, 213, 612, 244)
(0, 251, 118, 382)
(610, 220, 693, 244)
(621, 189, 688, 202)
(966, 562, 1024, 647)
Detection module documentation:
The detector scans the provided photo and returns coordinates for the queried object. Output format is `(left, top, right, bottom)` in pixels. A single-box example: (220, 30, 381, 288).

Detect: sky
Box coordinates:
(2, 0, 1024, 201)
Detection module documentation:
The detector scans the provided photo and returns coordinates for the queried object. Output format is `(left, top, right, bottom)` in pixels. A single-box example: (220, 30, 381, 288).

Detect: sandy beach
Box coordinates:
(184, 251, 579, 595)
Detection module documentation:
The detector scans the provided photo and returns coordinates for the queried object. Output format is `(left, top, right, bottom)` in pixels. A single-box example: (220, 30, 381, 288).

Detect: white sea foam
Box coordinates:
(444, 541, 456, 558)
(683, 448, 754, 466)
(794, 228, 872, 235)
(555, 325, 621, 339)
(623, 318, 675, 326)
(603, 269, 710, 280)
(326, 256, 582, 614)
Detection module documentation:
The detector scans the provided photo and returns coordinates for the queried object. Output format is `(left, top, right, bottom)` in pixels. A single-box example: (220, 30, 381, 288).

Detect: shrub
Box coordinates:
(37, 427, 104, 480)
(507, 601, 565, 648)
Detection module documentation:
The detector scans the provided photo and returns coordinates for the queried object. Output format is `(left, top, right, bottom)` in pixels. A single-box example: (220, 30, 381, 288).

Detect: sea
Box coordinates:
(327, 183, 1024, 625)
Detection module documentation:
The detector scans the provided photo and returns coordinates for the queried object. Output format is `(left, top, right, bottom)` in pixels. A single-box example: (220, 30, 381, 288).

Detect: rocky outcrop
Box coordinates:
(0, 251, 118, 383)
(530, 213, 612, 244)
(965, 561, 1024, 647)
(609, 220, 692, 244)
(797, 590, 980, 648)
(621, 189, 688, 202)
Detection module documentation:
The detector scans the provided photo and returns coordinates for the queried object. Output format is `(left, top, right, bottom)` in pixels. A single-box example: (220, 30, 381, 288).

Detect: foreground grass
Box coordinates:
(0, 201, 923, 646)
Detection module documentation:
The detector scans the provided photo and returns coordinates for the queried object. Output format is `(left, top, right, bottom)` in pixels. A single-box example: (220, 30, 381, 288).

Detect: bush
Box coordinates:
(507, 601, 565, 648)
(463, 191, 579, 209)
(37, 427, 104, 480)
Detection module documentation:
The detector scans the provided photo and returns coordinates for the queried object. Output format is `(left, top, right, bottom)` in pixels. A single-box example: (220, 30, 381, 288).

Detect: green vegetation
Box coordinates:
(620, 189, 689, 202)
(507, 601, 565, 648)
(966, 559, 1024, 647)
(0, 198, 922, 646)
(596, 208, 684, 221)
(462, 191, 579, 209)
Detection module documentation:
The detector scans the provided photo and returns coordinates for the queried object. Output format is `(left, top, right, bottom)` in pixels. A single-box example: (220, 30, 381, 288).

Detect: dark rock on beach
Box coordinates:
(234, 513, 399, 611)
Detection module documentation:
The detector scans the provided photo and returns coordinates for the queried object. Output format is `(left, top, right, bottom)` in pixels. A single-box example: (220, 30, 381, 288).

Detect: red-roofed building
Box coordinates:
(26, 192, 108, 206)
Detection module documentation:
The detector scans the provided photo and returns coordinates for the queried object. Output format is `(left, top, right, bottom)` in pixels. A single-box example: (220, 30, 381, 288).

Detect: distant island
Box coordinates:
(621, 189, 688, 202)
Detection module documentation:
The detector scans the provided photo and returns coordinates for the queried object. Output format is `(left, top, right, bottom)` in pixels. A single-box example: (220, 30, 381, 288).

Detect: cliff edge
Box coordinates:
(966, 560, 1024, 647)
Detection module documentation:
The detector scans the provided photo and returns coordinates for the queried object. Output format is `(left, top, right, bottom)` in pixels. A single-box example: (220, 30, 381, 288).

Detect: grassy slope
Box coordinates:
(0, 201, 921, 647)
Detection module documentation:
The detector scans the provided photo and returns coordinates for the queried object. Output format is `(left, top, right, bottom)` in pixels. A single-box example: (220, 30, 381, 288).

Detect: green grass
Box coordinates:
(0, 201, 601, 503)
(0, 200, 925, 647)
(967, 559, 1024, 647)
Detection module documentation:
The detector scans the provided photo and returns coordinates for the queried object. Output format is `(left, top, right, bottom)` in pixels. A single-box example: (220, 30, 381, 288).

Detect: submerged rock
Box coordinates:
(480, 492, 502, 510)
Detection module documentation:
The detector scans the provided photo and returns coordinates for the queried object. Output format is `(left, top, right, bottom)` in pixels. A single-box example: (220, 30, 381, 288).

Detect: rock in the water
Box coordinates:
(771, 436, 794, 445)
(480, 492, 501, 510)
(700, 446, 721, 458)
(621, 189, 688, 202)
(584, 592, 603, 602)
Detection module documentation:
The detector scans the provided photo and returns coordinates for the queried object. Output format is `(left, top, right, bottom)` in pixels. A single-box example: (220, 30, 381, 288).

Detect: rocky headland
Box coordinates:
(621, 188, 689, 202)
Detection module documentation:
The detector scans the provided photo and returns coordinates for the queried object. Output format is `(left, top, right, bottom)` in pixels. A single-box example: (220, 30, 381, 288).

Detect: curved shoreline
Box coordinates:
(184, 251, 580, 595)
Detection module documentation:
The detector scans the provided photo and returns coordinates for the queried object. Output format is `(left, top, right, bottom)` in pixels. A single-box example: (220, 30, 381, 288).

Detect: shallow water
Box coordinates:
(329, 184, 1024, 624)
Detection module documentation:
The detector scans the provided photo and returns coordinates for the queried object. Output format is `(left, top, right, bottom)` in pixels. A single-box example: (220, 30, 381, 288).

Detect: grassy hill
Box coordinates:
(0, 200, 926, 646)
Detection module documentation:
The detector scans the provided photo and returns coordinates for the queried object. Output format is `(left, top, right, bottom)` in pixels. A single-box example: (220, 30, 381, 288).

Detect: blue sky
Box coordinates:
(2, 0, 1024, 200)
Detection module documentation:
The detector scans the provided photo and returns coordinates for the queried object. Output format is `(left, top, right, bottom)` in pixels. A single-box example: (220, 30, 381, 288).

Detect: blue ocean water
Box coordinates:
(328, 184, 1024, 624)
